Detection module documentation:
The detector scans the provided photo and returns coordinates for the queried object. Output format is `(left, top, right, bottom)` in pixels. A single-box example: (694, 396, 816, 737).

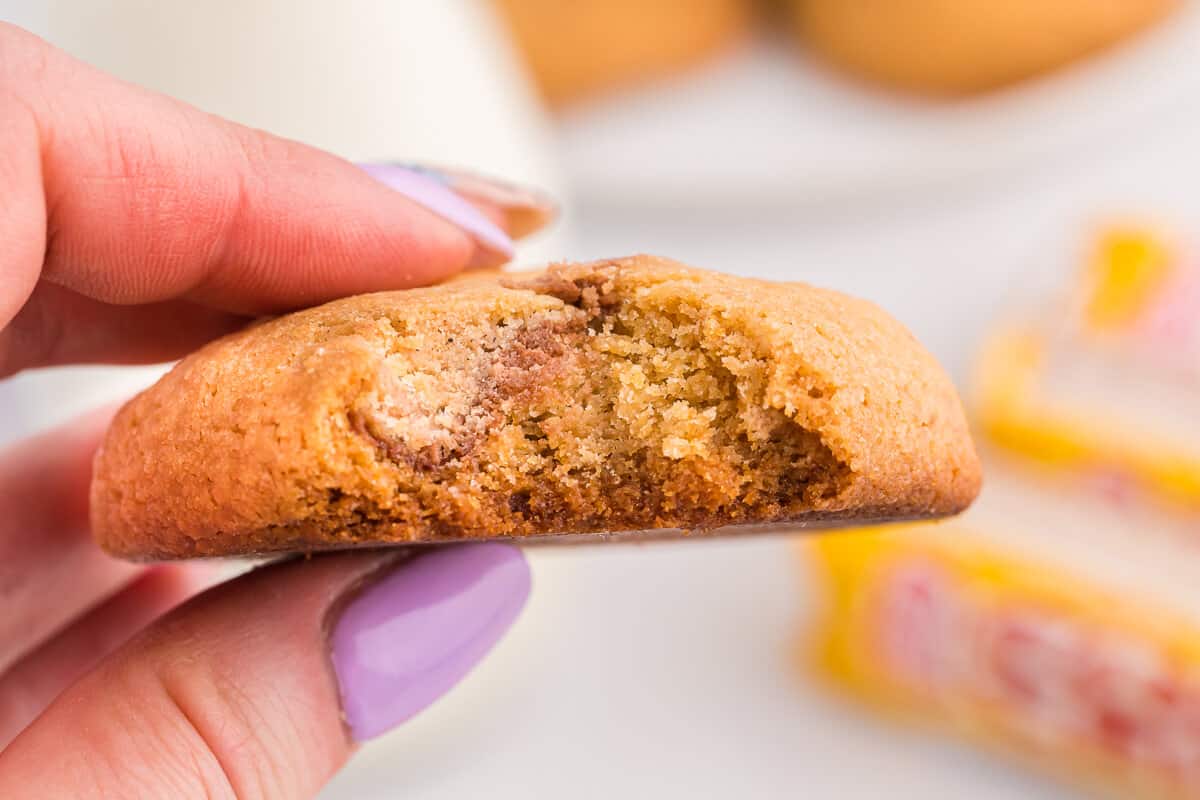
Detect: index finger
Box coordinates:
(0, 23, 519, 331)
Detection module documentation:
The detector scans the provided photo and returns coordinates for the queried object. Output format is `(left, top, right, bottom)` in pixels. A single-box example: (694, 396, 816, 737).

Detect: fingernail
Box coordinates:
(357, 163, 515, 259)
(329, 543, 531, 740)
(397, 163, 559, 240)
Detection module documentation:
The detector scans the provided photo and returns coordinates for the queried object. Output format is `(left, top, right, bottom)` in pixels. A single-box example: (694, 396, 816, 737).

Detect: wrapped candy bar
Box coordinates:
(802, 224, 1200, 799)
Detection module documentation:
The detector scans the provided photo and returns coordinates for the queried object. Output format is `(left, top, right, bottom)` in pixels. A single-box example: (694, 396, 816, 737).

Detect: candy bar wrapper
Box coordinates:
(798, 223, 1200, 799)
(976, 224, 1200, 515)
(800, 471, 1200, 799)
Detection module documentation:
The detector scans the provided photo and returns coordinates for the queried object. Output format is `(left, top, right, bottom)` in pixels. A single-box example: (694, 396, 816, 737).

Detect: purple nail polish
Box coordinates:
(330, 544, 531, 740)
(395, 163, 559, 240)
(358, 163, 515, 259)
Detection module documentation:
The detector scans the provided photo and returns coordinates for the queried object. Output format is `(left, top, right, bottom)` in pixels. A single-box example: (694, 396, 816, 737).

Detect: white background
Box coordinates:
(5, 2, 1200, 797)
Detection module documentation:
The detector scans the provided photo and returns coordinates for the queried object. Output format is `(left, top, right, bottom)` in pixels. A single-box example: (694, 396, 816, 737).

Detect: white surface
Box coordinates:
(5, 3, 1200, 798)
(323, 539, 1066, 800)
(557, 3, 1200, 212)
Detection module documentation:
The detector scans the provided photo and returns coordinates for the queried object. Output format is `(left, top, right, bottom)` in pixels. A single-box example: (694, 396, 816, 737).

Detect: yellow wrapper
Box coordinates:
(803, 222, 1200, 798)
(975, 326, 1200, 512)
(803, 523, 1200, 799)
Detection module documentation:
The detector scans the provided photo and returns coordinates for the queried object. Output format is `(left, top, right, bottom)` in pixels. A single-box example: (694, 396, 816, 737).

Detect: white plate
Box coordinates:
(557, 4, 1200, 212)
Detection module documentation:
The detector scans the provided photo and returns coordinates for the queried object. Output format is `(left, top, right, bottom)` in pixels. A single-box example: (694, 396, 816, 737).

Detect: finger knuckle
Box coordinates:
(152, 648, 296, 800)
(198, 125, 314, 286)
(225, 125, 312, 195)
(60, 660, 237, 800)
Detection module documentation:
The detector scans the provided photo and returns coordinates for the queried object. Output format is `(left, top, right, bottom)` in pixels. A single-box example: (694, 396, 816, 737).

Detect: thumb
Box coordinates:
(0, 544, 530, 799)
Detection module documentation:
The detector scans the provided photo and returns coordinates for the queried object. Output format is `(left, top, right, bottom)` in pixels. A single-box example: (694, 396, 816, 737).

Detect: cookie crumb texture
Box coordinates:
(92, 257, 980, 559)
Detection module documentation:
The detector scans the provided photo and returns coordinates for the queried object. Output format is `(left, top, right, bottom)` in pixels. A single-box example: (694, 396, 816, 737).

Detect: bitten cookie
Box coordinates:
(91, 256, 981, 559)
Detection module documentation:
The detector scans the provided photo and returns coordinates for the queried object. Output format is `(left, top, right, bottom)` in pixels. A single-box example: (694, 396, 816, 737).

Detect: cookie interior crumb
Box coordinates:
(339, 263, 849, 539)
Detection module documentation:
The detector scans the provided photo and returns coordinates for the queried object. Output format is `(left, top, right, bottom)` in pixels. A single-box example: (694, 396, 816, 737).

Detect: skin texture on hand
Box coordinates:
(0, 22, 538, 798)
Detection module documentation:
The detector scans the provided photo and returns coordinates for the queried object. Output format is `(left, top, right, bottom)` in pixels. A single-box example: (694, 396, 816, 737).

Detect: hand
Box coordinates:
(0, 24, 536, 798)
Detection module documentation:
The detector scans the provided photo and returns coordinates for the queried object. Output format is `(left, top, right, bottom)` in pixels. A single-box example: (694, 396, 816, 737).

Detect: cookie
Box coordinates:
(790, 0, 1177, 95)
(91, 256, 981, 560)
(491, 0, 749, 106)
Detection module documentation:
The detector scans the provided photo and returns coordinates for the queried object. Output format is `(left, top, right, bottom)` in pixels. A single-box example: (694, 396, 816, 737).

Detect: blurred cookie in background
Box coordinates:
(789, 0, 1179, 95)
(491, 0, 751, 106)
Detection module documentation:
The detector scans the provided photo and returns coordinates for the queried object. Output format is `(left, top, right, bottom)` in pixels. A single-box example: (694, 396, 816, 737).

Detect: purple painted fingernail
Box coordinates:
(329, 544, 530, 740)
(394, 163, 559, 240)
(358, 163, 515, 259)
